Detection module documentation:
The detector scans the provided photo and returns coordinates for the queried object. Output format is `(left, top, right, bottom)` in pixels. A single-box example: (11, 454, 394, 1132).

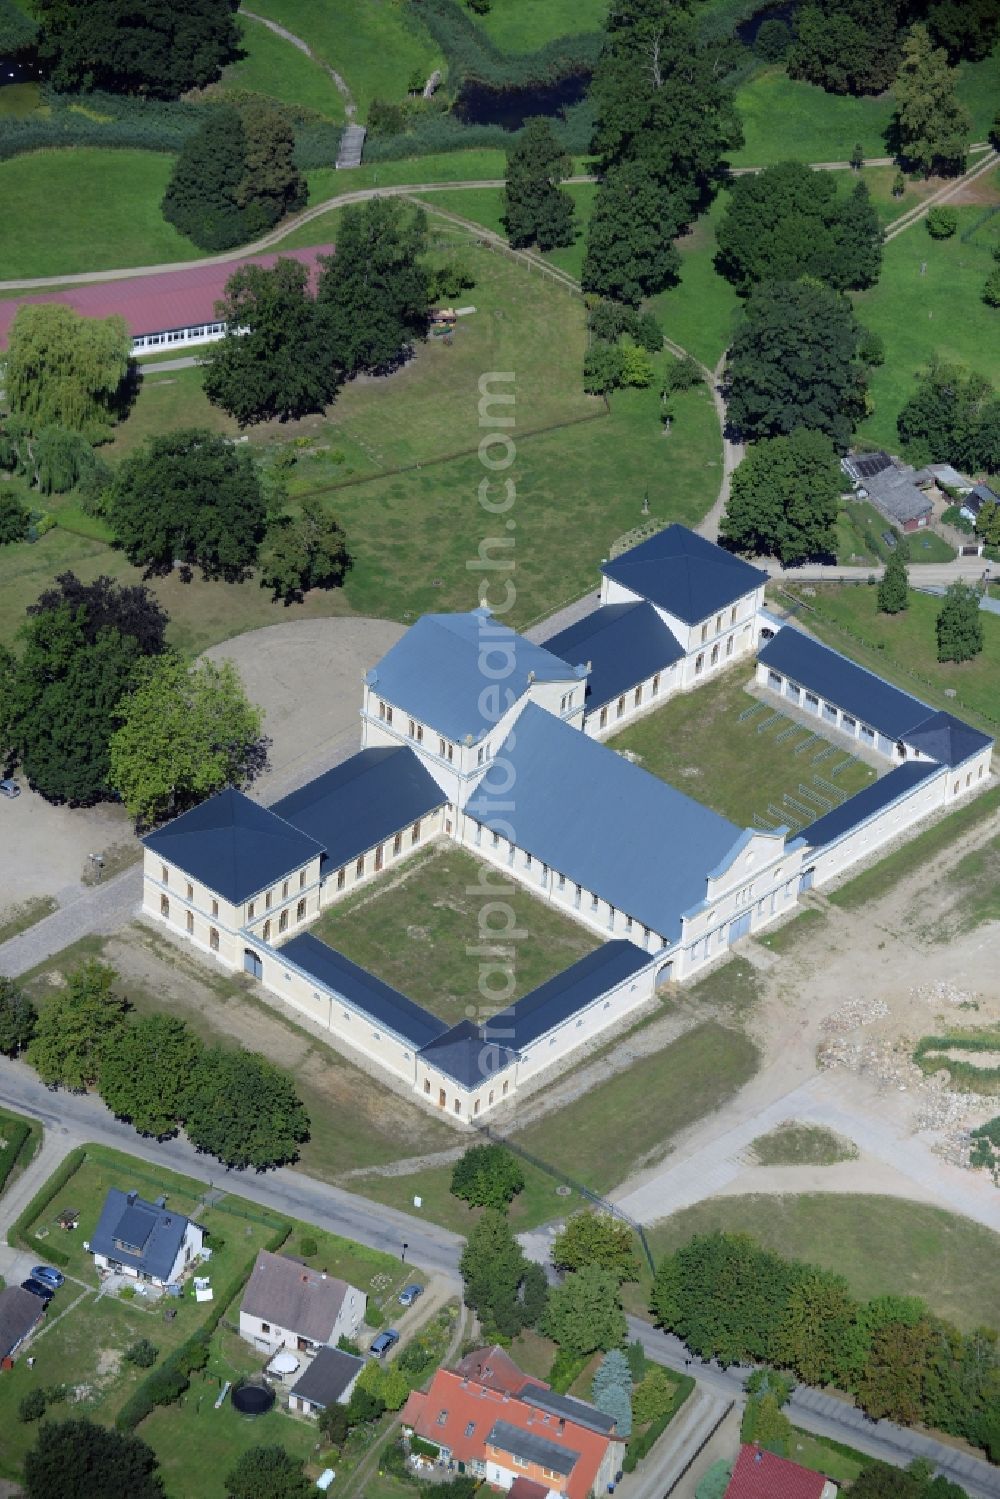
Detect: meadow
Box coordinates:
(222, 12, 346, 120)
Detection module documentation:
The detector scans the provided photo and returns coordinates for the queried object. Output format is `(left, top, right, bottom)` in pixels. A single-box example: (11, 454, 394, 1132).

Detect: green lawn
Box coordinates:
(778, 582, 1000, 731)
(514, 1020, 760, 1196)
(348, 1156, 578, 1239)
(756, 907, 826, 954)
(0, 1105, 40, 1200)
(650, 194, 742, 370)
(244, 0, 441, 118)
(646, 1193, 1000, 1332)
(788, 1431, 866, 1485)
(0, 149, 193, 279)
(0, 82, 42, 117)
(730, 68, 894, 168)
(223, 13, 346, 120)
(750, 1123, 858, 1166)
(413, 181, 598, 285)
(854, 188, 1000, 451)
(606, 662, 876, 835)
(835, 498, 955, 567)
(921, 830, 1000, 941)
(472, 0, 607, 50)
(311, 843, 599, 1026)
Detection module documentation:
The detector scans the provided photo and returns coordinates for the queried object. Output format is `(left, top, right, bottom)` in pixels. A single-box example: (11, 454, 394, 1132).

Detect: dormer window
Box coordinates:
(436, 1410, 448, 1426)
(465, 1422, 476, 1437)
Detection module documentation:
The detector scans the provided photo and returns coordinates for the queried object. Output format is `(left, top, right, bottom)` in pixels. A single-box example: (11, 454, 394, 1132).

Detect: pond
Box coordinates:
(453, 71, 591, 131)
(0, 56, 42, 85)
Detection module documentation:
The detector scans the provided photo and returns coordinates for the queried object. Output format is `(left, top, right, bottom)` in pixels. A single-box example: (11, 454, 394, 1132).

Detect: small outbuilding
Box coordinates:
(287, 1345, 365, 1416)
(725, 1444, 837, 1499)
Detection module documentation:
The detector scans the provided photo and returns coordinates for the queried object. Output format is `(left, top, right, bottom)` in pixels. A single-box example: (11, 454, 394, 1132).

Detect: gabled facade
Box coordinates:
(90, 1188, 203, 1288)
(238, 1250, 366, 1355)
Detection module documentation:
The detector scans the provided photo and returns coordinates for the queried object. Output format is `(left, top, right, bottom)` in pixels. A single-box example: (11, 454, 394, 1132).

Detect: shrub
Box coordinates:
(298, 1236, 318, 1258)
(622, 1374, 695, 1471)
(755, 19, 791, 61)
(0, 1117, 31, 1194)
(366, 1301, 386, 1329)
(411, 1435, 442, 1460)
(125, 1339, 158, 1368)
(19, 1389, 47, 1423)
(926, 206, 958, 238)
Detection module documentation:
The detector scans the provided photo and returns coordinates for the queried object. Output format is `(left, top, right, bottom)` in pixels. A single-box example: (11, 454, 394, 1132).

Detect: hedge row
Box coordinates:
(116, 1218, 291, 1431)
(622, 1371, 695, 1473)
(548, 1346, 591, 1395)
(11, 1144, 88, 1269)
(0, 1116, 32, 1196)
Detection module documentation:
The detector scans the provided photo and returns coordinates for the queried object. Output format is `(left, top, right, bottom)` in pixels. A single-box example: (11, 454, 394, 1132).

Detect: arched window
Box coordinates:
(160, 894, 170, 918)
(186, 911, 194, 935)
(279, 909, 289, 933)
(209, 927, 219, 951)
(296, 898, 307, 921)
(263, 919, 271, 942)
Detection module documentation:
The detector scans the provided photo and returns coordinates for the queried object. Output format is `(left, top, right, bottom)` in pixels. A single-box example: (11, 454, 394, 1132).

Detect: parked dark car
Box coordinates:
(369, 1329, 400, 1358)
(31, 1266, 65, 1289)
(21, 1278, 55, 1302)
(398, 1283, 423, 1308)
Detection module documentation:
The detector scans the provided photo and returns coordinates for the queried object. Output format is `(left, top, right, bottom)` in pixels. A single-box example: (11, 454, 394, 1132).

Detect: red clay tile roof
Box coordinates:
(453, 1344, 544, 1396)
(401, 1367, 619, 1499)
(0, 245, 333, 349)
(727, 1445, 831, 1499)
(509, 1481, 550, 1499)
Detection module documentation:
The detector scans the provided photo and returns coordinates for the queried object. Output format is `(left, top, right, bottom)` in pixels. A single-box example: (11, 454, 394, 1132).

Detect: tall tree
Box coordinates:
(107, 429, 269, 579)
(224, 1446, 312, 1499)
(589, 0, 741, 219)
(925, 0, 1000, 63)
(776, 1270, 867, 1388)
(651, 1233, 805, 1366)
(542, 1264, 627, 1358)
(35, 0, 239, 98)
(552, 1211, 641, 1283)
(27, 572, 168, 655)
(717, 161, 881, 293)
(460, 1209, 547, 1340)
(856, 1315, 935, 1423)
(26, 961, 129, 1090)
(183, 1046, 309, 1169)
(878, 548, 910, 613)
(720, 428, 841, 563)
(591, 1348, 633, 1436)
(258, 497, 351, 604)
(891, 26, 971, 177)
(98, 1014, 202, 1137)
(788, 0, 904, 95)
(897, 360, 1000, 471)
(725, 280, 873, 448)
(0, 492, 30, 545)
(5, 304, 131, 440)
(161, 107, 249, 252)
(237, 100, 307, 234)
(502, 117, 575, 251)
(24, 1418, 164, 1499)
(316, 200, 430, 376)
(202, 259, 342, 426)
(0, 976, 37, 1057)
(936, 582, 983, 663)
(582, 162, 682, 305)
(109, 654, 268, 827)
(450, 1143, 525, 1211)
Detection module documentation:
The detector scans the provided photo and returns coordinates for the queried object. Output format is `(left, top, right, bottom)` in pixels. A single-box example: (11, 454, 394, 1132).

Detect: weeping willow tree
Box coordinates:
(4, 303, 132, 441)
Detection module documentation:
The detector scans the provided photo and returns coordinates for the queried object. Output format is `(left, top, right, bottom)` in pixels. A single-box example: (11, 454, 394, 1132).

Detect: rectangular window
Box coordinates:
(209, 927, 219, 951)
(590, 893, 599, 911)
(416, 723, 423, 743)
(379, 701, 386, 720)
(356, 856, 364, 877)
(247, 901, 255, 920)
(557, 873, 565, 890)
(716, 613, 723, 632)
(186, 882, 193, 901)
(492, 830, 500, 848)
(279, 910, 288, 933)
(651, 673, 660, 696)
(726, 635, 734, 657)
(337, 867, 346, 890)
(296, 899, 306, 921)
(186, 911, 194, 935)
(385, 705, 392, 726)
(211, 898, 219, 918)
(477, 747, 484, 765)
(599, 705, 608, 729)
(731, 605, 738, 624)
(617, 694, 626, 718)
(408, 718, 416, 738)
(282, 881, 289, 899)
(161, 865, 169, 885)
(265, 892, 272, 910)
(411, 819, 421, 844)
(299, 869, 306, 889)
(393, 832, 402, 855)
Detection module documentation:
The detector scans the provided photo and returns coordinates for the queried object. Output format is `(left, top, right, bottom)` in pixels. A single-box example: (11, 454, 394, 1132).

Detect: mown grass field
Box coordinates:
(646, 1193, 1000, 1332)
(0, 149, 192, 279)
(854, 186, 1000, 451)
(244, 0, 441, 117)
(223, 12, 346, 120)
(778, 582, 1000, 731)
(312, 844, 600, 1026)
(472, 0, 607, 50)
(606, 662, 876, 833)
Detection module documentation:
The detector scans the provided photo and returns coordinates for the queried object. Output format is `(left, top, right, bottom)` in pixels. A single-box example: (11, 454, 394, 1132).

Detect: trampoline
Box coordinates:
(231, 1383, 276, 1416)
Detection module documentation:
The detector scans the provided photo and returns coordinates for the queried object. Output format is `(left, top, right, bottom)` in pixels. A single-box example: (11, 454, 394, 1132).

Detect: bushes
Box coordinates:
(0, 90, 216, 162)
(412, 0, 601, 92)
(622, 1373, 695, 1473)
(12, 1144, 87, 1268)
(18, 1389, 48, 1423)
(913, 1034, 1000, 1095)
(548, 1346, 590, 1394)
(926, 206, 958, 239)
(125, 1339, 159, 1369)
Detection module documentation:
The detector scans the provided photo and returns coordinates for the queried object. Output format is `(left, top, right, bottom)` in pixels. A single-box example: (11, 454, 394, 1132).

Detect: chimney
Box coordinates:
(127, 1190, 138, 1206)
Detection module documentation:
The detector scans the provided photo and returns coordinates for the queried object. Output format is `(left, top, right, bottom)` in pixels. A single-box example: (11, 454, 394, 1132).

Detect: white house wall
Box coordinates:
(807, 766, 949, 884)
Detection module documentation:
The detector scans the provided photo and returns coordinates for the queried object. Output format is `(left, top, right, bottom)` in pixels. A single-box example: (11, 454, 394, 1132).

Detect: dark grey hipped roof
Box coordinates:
(144, 789, 323, 905)
(90, 1189, 194, 1283)
(801, 761, 941, 850)
(0, 1286, 44, 1359)
(272, 747, 446, 876)
(758, 628, 930, 741)
(601, 524, 766, 623)
(542, 601, 685, 713)
(903, 710, 993, 769)
(521, 1385, 617, 1435)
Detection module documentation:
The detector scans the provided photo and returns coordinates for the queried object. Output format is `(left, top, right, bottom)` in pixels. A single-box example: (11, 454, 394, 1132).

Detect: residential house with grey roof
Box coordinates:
(0, 1286, 45, 1361)
(239, 1250, 366, 1356)
(288, 1346, 365, 1416)
(90, 1189, 203, 1288)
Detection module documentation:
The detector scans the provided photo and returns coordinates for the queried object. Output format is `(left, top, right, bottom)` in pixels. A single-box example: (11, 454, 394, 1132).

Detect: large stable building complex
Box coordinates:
(142, 525, 993, 1121)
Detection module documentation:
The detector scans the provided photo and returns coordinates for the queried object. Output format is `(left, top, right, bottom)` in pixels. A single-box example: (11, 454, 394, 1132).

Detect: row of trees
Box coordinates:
(651, 1231, 1000, 1455)
(0, 571, 271, 818)
(0, 961, 309, 1169)
(897, 360, 1000, 474)
(785, 0, 995, 96)
(33, 0, 241, 99)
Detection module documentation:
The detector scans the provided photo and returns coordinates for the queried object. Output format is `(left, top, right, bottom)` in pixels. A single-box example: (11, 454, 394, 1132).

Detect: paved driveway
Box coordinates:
(203, 616, 405, 803)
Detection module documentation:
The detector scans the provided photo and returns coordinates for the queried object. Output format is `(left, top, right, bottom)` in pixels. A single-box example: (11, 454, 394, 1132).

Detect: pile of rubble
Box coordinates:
(820, 997, 890, 1034)
(909, 980, 980, 1009)
(818, 1034, 921, 1090)
(914, 1084, 971, 1133)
